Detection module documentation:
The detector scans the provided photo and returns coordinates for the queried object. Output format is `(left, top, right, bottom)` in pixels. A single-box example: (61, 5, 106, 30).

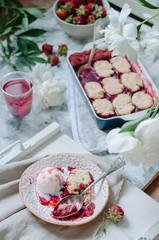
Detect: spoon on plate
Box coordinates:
(77, 18, 104, 77)
(53, 157, 125, 219)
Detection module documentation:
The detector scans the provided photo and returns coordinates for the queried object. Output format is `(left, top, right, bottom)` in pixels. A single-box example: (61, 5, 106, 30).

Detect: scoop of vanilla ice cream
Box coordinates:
(37, 167, 63, 195)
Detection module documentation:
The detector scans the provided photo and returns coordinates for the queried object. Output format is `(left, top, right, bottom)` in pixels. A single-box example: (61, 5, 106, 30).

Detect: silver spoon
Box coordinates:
(77, 18, 104, 77)
(53, 156, 125, 218)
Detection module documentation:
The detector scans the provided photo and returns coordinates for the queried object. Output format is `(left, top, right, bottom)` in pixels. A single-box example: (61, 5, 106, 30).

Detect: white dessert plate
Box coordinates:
(19, 152, 110, 226)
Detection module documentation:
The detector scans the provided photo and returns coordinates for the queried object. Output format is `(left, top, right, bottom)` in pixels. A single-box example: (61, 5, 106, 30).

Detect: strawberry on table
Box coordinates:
(58, 44, 68, 56)
(106, 205, 124, 223)
(56, 8, 67, 20)
(86, 15, 96, 24)
(73, 15, 85, 25)
(92, 4, 106, 18)
(42, 44, 53, 56)
(48, 55, 59, 66)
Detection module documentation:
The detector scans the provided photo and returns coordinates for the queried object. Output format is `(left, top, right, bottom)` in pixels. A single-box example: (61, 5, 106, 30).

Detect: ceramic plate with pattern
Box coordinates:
(19, 153, 110, 226)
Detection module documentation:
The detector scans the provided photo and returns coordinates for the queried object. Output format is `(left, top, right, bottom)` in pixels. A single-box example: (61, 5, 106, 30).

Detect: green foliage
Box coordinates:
(137, 0, 159, 9)
(0, 0, 46, 70)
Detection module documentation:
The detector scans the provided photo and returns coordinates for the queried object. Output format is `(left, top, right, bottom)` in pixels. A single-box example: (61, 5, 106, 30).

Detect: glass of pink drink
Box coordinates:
(1, 72, 34, 118)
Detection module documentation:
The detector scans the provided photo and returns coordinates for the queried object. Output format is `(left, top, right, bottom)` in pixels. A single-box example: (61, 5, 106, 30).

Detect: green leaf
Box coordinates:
(22, 14, 29, 30)
(0, 10, 8, 25)
(11, 0, 23, 7)
(24, 8, 44, 18)
(17, 37, 28, 55)
(103, 228, 106, 234)
(17, 28, 46, 37)
(29, 56, 47, 63)
(17, 55, 33, 70)
(6, 35, 12, 57)
(2, 15, 19, 29)
(0, 0, 4, 5)
(119, 115, 148, 133)
(21, 39, 40, 51)
(0, 27, 12, 36)
(137, 0, 159, 9)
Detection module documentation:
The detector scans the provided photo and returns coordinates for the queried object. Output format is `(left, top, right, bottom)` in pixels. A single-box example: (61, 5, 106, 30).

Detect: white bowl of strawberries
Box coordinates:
(53, 0, 110, 40)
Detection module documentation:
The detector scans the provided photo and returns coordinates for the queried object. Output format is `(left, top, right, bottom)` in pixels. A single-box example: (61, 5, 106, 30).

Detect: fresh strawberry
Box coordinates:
(96, 0, 102, 4)
(48, 55, 59, 66)
(63, 1, 76, 14)
(58, 44, 68, 56)
(65, 14, 73, 23)
(92, 4, 106, 18)
(72, 0, 85, 6)
(42, 44, 53, 56)
(56, 8, 67, 20)
(76, 4, 91, 17)
(106, 206, 124, 223)
(86, 15, 96, 24)
(73, 15, 85, 24)
(59, 0, 69, 5)
(86, 3, 95, 11)
(87, 0, 96, 3)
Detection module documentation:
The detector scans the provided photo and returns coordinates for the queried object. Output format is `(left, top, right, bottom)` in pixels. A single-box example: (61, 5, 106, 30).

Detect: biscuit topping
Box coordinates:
(84, 81, 104, 99)
(132, 91, 153, 110)
(102, 77, 123, 95)
(113, 94, 135, 115)
(94, 60, 114, 77)
(92, 99, 114, 117)
(121, 72, 143, 92)
(110, 56, 131, 73)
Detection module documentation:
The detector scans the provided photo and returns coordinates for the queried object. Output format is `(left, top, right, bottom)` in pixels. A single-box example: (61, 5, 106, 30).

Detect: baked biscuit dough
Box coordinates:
(110, 56, 131, 73)
(132, 91, 153, 110)
(94, 60, 114, 77)
(121, 72, 143, 92)
(102, 77, 123, 95)
(84, 81, 104, 99)
(113, 94, 135, 115)
(92, 99, 114, 117)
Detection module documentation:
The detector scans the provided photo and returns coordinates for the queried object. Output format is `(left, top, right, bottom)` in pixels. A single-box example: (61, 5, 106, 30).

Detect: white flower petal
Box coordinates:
(135, 117, 159, 151)
(119, 4, 131, 25)
(122, 23, 137, 40)
(106, 128, 139, 153)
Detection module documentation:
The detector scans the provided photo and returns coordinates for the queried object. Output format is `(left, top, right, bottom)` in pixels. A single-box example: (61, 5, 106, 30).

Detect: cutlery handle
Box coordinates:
(81, 156, 125, 195)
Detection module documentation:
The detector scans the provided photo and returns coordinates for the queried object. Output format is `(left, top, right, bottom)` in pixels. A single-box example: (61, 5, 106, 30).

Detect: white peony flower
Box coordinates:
(32, 63, 63, 109)
(40, 80, 63, 109)
(101, 4, 144, 62)
(106, 117, 159, 167)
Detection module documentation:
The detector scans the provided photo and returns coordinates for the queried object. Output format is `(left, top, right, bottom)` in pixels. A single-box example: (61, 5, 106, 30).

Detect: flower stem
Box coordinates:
(0, 54, 18, 71)
(137, 13, 159, 32)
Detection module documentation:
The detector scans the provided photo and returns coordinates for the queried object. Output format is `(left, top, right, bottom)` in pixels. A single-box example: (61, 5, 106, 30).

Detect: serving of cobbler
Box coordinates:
(35, 167, 95, 221)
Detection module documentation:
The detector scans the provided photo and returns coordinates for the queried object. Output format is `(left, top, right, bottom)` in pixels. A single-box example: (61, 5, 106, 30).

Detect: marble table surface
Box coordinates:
(0, 8, 159, 190)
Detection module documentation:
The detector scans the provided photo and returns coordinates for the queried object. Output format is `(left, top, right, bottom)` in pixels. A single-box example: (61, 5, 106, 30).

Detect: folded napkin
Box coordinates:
(0, 154, 125, 240)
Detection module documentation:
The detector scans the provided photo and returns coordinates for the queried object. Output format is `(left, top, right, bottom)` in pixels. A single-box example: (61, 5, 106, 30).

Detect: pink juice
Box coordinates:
(3, 78, 33, 118)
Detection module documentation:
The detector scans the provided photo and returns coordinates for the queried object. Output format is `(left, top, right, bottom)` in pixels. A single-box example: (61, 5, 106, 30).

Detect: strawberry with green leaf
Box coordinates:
(58, 44, 68, 56)
(106, 205, 124, 223)
(76, 4, 91, 17)
(86, 15, 96, 24)
(92, 4, 106, 18)
(63, 1, 76, 14)
(48, 55, 59, 66)
(73, 15, 85, 24)
(56, 8, 67, 20)
(65, 14, 73, 23)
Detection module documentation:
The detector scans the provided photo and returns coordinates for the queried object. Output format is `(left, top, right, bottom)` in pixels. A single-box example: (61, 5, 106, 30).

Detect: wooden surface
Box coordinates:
(19, 0, 159, 203)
